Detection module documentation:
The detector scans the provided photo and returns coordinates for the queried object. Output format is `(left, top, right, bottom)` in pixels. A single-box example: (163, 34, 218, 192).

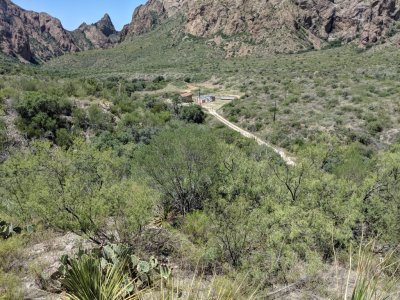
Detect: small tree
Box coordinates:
(0, 140, 155, 244)
(138, 126, 220, 216)
(180, 105, 206, 124)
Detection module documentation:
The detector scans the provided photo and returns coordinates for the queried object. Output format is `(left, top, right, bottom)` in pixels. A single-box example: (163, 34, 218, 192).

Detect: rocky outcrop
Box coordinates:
(73, 14, 119, 50)
(124, 0, 400, 53)
(298, 0, 400, 46)
(1, 0, 399, 61)
(0, 0, 120, 62)
(121, 0, 189, 40)
(0, 0, 80, 62)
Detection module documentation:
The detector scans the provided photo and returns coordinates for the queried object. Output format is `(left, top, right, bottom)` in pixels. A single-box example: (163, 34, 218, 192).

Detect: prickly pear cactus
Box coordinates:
(55, 242, 173, 290)
(0, 219, 26, 239)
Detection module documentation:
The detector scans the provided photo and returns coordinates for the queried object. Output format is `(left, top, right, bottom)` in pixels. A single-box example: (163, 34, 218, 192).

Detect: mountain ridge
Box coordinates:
(1, 0, 400, 62)
(122, 0, 400, 56)
(0, 0, 121, 62)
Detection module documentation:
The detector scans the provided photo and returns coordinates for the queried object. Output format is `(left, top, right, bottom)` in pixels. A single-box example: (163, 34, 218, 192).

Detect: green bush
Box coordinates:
(138, 125, 220, 216)
(0, 269, 23, 300)
(0, 119, 7, 155)
(0, 141, 156, 244)
(181, 210, 211, 244)
(0, 235, 25, 271)
(367, 120, 384, 133)
(179, 105, 206, 124)
(62, 255, 134, 300)
(87, 105, 113, 132)
(0, 87, 18, 101)
(15, 92, 72, 139)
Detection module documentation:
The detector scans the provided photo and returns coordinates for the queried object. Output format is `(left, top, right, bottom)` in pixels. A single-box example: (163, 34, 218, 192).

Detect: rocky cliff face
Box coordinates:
(297, 0, 400, 46)
(120, 0, 188, 41)
(73, 14, 120, 50)
(0, 0, 79, 62)
(124, 0, 400, 54)
(0, 0, 120, 62)
(1, 0, 399, 62)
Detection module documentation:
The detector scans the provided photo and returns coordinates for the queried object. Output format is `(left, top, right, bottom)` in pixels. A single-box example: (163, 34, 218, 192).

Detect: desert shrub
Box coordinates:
(63, 81, 78, 97)
(138, 125, 221, 216)
(209, 197, 253, 267)
(0, 141, 156, 244)
(72, 108, 89, 129)
(0, 87, 18, 101)
(181, 210, 211, 244)
(0, 269, 23, 299)
(367, 119, 384, 133)
(15, 92, 72, 139)
(82, 78, 103, 97)
(87, 104, 113, 132)
(179, 105, 206, 124)
(55, 128, 74, 149)
(360, 147, 400, 244)
(0, 119, 7, 155)
(0, 235, 25, 272)
(63, 256, 133, 300)
(0, 234, 24, 298)
(19, 78, 39, 92)
(331, 143, 372, 183)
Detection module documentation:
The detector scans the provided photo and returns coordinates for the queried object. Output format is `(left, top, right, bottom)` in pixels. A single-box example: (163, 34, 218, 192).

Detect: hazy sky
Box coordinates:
(12, 0, 146, 31)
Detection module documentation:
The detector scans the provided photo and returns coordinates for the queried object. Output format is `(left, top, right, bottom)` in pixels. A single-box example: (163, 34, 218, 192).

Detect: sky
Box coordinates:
(12, 0, 146, 31)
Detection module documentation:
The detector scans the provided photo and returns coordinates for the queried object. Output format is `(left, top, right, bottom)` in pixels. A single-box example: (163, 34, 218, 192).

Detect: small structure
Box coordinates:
(198, 95, 216, 104)
(180, 92, 194, 103)
(217, 95, 237, 101)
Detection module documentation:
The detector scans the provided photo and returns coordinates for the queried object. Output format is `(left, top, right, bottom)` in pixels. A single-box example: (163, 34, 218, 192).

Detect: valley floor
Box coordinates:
(204, 103, 296, 166)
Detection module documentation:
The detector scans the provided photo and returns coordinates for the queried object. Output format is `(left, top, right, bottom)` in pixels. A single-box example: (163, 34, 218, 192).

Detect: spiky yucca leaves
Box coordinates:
(63, 255, 138, 300)
(147, 273, 257, 300)
(347, 241, 400, 300)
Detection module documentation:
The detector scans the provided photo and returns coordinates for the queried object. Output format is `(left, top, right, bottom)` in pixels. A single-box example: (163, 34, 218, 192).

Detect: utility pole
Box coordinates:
(118, 81, 122, 96)
(273, 98, 277, 123)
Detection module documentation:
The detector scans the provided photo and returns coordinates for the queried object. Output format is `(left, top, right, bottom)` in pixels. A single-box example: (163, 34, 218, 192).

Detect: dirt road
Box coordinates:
(205, 107, 296, 166)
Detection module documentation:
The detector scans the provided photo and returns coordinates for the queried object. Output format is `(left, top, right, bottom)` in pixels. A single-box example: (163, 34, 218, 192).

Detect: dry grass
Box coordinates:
(340, 241, 400, 300)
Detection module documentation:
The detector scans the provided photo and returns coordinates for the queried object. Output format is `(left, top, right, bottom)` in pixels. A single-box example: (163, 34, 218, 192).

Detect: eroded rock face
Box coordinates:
(124, 0, 400, 52)
(0, 0, 120, 62)
(20, 232, 94, 299)
(298, 0, 400, 46)
(73, 14, 120, 50)
(0, 0, 80, 62)
(121, 0, 189, 40)
(1, 0, 399, 61)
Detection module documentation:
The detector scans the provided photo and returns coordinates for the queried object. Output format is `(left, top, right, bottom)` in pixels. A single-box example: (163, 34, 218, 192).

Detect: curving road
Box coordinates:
(206, 107, 296, 166)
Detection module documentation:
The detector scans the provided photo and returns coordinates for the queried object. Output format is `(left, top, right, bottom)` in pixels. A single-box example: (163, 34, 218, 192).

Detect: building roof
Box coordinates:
(219, 96, 236, 100)
(180, 92, 193, 97)
(200, 95, 215, 99)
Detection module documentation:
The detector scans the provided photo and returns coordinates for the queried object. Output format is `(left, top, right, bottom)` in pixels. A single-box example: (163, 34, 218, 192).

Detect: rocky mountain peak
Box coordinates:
(1, 0, 399, 62)
(73, 14, 119, 50)
(0, 0, 79, 62)
(0, 0, 121, 62)
(95, 13, 117, 37)
(121, 0, 188, 39)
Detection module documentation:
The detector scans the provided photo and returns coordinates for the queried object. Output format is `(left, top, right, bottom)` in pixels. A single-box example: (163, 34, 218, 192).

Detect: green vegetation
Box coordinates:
(0, 18, 399, 299)
(44, 19, 224, 80)
(0, 235, 25, 299)
(15, 92, 72, 140)
(63, 255, 136, 300)
(344, 241, 400, 300)
(59, 244, 172, 299)
(179, 105, 206, 124)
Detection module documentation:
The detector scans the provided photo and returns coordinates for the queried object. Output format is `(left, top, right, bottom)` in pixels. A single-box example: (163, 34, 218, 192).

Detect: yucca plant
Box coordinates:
(63, 254, 139, 300)
(145, 273, 257, 300)
(345, 241, 400, 300)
